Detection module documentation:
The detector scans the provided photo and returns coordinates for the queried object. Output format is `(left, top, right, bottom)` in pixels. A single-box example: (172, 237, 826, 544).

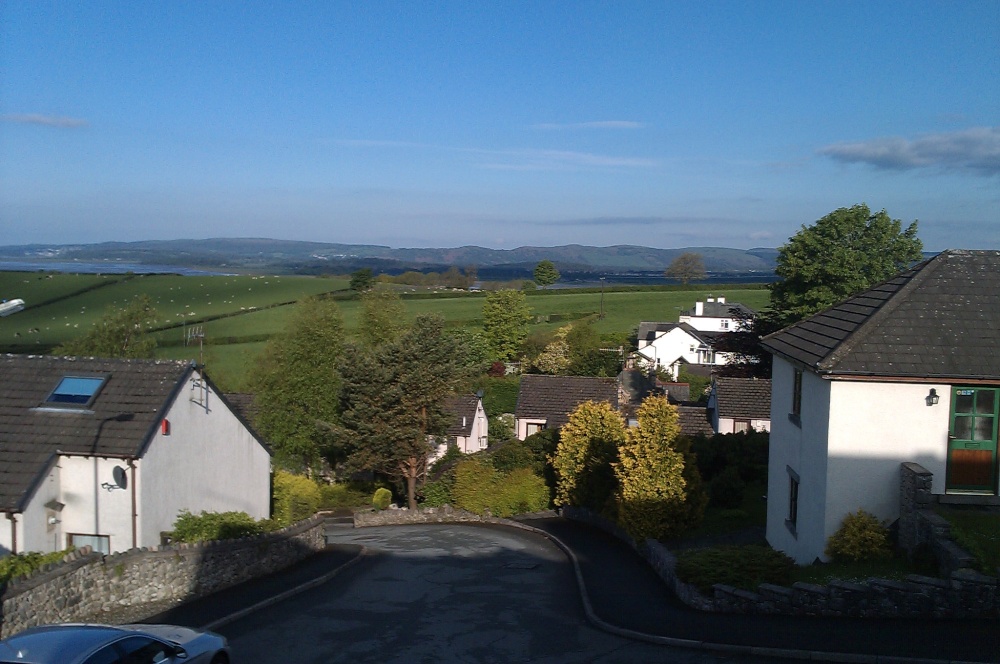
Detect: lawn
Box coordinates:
(934, 506, 1000, 573)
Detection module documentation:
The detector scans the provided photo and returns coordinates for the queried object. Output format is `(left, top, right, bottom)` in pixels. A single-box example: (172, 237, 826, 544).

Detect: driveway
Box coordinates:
(217, 523, 790, 663)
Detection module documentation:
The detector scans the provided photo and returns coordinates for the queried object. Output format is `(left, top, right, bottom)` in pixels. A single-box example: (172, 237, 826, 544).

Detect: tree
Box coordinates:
(249, 297, 344, 472)
(55, 294, 158, 358)
(534, 325, 571, 374)
(533, 260, 561, 287)
(614, 396, 704, 540)
(768, 204, 922, 326)
(335, 314, 474, 509)
(665, 252, 707, 285)
(482, 289, 532, 362)
(349, 268, 375, 292)
(359, 286, 406, 347)
(550, 400, 625, 511)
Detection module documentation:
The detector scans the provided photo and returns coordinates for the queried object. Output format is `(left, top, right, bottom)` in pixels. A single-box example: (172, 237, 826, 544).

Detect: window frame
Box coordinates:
(44, 374, 109, 408)
(785, 466, 799, 537)
(68, 533, 111, 555)
(789, 368, 803, 426)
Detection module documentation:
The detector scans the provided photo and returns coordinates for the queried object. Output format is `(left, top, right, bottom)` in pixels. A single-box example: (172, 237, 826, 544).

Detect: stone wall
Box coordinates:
(354, 504, 506, 527)
(1, 515, 326, 637)
(562, 502, 999, 619)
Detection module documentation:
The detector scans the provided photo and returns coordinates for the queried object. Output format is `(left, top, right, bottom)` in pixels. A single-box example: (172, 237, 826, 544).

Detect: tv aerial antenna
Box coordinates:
(185, 325, 206, 368)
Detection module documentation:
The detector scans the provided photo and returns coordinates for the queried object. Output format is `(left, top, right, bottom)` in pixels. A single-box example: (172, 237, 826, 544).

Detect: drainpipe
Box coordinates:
(128, 459, 138, 549)
(6, 512, 17, 554)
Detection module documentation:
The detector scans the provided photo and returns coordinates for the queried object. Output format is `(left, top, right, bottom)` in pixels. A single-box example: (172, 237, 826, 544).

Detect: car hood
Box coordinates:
(120, 624, 207, 647)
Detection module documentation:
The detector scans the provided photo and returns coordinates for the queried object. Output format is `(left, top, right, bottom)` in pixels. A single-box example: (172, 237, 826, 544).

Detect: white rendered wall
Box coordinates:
(138, 377, 271, 547)
(823, 380, 950, 548)
(6, 461, 64, 555)
(765, 359, 832, 564)
(678, 314, 736, 332)
(57, 456, 133, 553)
(516, 418, 546, 441)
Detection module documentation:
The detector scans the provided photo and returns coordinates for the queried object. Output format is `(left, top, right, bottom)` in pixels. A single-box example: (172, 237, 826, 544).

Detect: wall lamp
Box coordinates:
(926, 388, 940, 406)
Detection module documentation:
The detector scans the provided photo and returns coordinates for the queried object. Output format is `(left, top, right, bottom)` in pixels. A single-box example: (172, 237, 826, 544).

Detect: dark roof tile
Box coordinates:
(515, 375, 619, 428)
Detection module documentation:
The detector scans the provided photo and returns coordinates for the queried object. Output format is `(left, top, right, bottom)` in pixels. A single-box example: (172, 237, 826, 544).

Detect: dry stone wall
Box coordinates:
(1, 515, 325, 637)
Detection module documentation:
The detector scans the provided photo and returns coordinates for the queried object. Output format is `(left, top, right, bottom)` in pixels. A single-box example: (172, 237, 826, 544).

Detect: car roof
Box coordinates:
(0, 624, 130, 663)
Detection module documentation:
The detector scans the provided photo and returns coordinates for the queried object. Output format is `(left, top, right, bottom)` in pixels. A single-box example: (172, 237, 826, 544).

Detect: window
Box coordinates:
(118, 636, 172, 664)
(82, 645, 121, 664)
(721, 320, 730, 330)
(45, 375, 107, 407)
(70, 533, 110, 555)
(525, 422, 546, 437)
(733, 419, 751, 433)
(789, 368, 803, 426)
(786, 467, 800, 536)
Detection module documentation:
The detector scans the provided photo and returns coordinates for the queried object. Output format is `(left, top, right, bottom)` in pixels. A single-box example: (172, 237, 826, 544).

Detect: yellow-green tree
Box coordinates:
(550, 401, 625, 510)
(614, 396, 690, 540)
(55, 294, 158, 358)
(359, 286, 406, 347)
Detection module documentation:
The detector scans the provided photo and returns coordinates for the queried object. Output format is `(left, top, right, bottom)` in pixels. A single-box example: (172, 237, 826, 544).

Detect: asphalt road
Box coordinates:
(216, 523, 794, 664)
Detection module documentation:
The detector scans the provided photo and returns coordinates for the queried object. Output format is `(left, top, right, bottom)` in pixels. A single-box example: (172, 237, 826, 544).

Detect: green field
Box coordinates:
(1, 271, 769, 391)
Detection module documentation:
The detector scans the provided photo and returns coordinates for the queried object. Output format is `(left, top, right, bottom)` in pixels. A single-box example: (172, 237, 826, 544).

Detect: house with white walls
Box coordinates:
(514, 375, 619, 440)
(634, 322, 730, 379)
(0, 355, 271, 557)
(679, 296, 756, 332)
(707, 377, 771, 434)
(760, 250, 1000, 564)
(430, 394, 489, 462)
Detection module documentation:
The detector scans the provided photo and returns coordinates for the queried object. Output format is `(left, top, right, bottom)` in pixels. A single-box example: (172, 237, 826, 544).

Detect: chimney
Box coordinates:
(462, 416, 467, 427)
(695, 301, 704, 316)
(717, 296, 726, 304)
(706, 297, 714, 303)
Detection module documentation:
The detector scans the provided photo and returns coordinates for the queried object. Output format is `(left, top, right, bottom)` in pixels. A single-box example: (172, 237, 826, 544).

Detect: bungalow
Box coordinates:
(514, 375, 619, 440)
(707, 377, 772, 434)
(760, 250, 1000, 564)
(429, 394, 489, 462)
(0, 355, 272, 557)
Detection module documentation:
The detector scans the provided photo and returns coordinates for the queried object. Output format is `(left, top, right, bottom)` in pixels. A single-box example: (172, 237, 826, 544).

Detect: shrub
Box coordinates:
(491, 468, 550, 517)
(318, 483, 370, 510)
(709, 466, 746, 509)
(420, 478, 453, 507)
(272, 470, 322, 526)
(825, 510, 891, 562)
(451, 458, 499, 515)
(171, 510, 270, 543)
(0, 549, 74, 586)
(490, 439, 538, 474)
(551, 400, 625, 510)
(676, 545, 795, 593)
(372, 487, 393, 510)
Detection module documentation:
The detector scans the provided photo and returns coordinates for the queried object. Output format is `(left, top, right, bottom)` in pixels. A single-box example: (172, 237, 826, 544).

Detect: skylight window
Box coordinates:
(46, 376, 107, 406)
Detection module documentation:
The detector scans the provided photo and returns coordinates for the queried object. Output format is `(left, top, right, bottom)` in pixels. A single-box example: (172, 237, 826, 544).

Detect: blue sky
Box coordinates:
(2, 1, 997, 251)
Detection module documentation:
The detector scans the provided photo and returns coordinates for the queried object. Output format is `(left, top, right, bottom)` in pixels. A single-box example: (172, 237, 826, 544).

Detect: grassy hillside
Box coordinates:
(0, 271, 769, 391)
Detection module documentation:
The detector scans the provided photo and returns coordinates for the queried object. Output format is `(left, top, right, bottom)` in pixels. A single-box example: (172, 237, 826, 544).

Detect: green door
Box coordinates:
(947, 387, 999, 493)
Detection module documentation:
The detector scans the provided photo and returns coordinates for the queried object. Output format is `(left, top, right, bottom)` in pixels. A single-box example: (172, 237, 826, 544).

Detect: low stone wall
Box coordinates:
(562, 506, 999, 619)
(353, 504, 535, 528)
(1, 515, 326, 637)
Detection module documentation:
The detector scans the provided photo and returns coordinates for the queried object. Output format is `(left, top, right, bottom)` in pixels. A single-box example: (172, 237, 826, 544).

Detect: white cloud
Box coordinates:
(819, 127, 1000, 176)
(1, 113, 88, 128)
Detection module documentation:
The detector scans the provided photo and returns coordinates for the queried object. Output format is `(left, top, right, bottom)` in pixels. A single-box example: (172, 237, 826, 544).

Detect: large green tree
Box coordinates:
(664, 252, 707, 285)
(533, 260, 561, 287)
(359, 286, 406, 347)
(335, 314, 474, 509)
(55, 294, 158, 358)
(550, 400, 625, 511)
(482, 289, 532, 362)
(249, 297, 344, 472)
(768, 204, 922, 326)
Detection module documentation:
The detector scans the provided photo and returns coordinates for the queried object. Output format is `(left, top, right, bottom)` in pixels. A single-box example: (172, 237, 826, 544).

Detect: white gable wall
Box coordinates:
(637, 327, 727, 379)
(138, 376, 271, 547)
(57, 456, 134, 553)
(7, 461, 64, 555)
(766, 358, 832, 564)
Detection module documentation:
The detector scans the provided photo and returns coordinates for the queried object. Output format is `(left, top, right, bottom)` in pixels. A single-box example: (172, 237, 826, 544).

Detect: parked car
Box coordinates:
(0, 623, 229, 664)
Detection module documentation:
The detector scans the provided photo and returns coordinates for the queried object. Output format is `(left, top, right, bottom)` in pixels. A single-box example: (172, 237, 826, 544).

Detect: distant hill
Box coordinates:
(0, 239, 779, 276)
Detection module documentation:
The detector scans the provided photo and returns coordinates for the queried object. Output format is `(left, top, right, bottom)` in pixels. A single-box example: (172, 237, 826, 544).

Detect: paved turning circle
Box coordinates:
(219, 523, 790, 664)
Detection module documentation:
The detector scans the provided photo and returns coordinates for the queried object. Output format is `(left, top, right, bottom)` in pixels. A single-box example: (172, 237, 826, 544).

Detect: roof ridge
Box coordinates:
(817, 253, 943, 371)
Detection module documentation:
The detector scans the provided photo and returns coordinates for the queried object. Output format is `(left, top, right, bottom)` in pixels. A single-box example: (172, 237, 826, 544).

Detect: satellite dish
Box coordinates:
(112, 466, 128, 490)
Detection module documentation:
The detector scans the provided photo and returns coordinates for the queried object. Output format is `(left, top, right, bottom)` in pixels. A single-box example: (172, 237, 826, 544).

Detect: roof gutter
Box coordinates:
(819, 373, 1000, 385)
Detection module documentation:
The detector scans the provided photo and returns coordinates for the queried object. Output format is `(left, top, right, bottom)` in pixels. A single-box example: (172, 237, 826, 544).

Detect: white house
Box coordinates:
(678, 296, 756, 332)
(760, 250, 1000, 564)
(707, 377, 771, 434)
(634, 322, 729, 379)
(430, 394, 489, 462)
(0, 356, 272, 557)
(514, 375, 619, 440)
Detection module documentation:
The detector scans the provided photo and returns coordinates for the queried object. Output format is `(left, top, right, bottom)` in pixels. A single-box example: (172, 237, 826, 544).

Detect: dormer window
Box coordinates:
(46, 375, 108, 407)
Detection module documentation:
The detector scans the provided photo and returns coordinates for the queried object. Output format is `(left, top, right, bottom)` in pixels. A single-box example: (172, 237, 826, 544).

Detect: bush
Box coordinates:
(451, 458, 499, 515)
(692, 431, 769, 483)
(825, 510, 891, 562)
(272, 470, 322, 526)
(318, 483, 370, 510)
(451, 458, 550, 517)
(372, 487, 393, 510)
(676, 545, 795, 593)
(490, 439, 539, 474)
(171, 510, 271, 543)
(709, 466, 746, 509)
(420, 478, 453, 507)
(0, 549, 74, 586)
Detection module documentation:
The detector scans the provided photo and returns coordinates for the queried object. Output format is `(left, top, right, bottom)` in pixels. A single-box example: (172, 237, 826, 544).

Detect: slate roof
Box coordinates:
(713, 377, 772, 420)
(515, 375, 619, 428)
(444, 395, 480, 438)
(761, 250, 1000, 380)
(636, 321, 708, 344)
(681, 301, 756, 318)
(0, 355, 195, 512)
(677, 405, 714, 437)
